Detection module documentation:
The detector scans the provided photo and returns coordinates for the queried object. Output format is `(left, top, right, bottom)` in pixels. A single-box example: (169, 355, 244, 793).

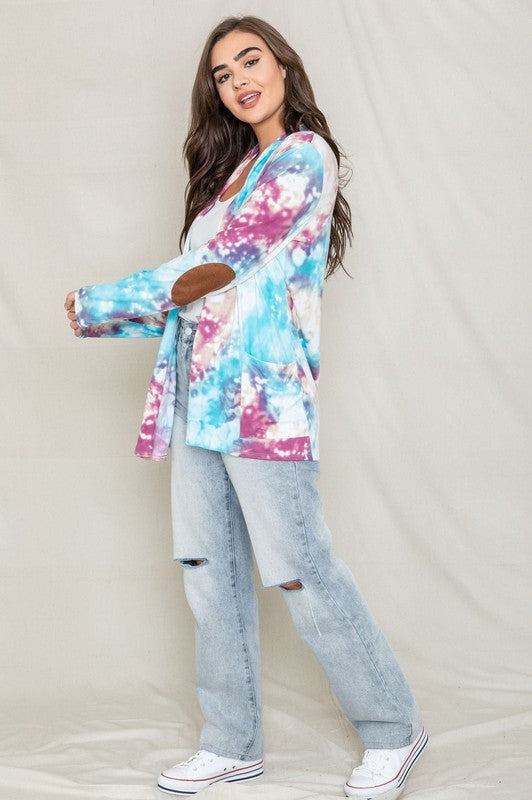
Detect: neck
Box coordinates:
(252, 114, 286, 155)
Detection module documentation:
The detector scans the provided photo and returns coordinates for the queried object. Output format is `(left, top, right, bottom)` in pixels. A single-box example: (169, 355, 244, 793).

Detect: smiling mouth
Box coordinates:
(239, 92, 261, 107)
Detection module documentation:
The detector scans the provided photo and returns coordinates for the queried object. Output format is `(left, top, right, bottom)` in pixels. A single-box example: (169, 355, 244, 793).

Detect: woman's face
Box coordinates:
(210, 30, 286, 132)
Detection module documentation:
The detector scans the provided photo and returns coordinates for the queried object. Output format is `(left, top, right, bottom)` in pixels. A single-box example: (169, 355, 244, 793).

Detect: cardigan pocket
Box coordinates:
(240, 351, 309, 440)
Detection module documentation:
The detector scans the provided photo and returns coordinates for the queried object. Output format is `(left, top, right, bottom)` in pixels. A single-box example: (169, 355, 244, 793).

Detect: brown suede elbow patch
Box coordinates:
(171, 263, 236, 306)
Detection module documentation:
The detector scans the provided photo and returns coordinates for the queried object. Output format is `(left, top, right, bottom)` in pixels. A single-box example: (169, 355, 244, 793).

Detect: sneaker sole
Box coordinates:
(157, 763, 264, 795)
(344, 726, 429, 799)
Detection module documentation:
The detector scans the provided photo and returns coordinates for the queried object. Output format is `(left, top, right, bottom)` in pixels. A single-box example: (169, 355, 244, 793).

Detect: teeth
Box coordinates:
(241, 93, 259, 103)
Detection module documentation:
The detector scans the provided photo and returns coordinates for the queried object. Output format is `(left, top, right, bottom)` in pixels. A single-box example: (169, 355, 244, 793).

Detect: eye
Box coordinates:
(216, 57, 260, 84)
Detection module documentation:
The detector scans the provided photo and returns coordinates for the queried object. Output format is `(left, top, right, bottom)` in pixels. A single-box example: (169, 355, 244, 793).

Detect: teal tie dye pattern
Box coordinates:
(74, 129, 339, 460)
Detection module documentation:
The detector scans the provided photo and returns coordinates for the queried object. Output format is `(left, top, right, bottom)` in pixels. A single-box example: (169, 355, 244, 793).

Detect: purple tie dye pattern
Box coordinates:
(74, 129, 339, 461)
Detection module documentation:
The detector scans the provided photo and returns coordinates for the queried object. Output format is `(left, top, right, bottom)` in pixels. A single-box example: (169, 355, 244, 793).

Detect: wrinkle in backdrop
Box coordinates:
(0, 1, 531, 798)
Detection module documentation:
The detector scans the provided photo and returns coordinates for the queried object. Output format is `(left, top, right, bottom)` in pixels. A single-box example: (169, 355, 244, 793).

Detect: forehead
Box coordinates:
(210, 30, 267, 66)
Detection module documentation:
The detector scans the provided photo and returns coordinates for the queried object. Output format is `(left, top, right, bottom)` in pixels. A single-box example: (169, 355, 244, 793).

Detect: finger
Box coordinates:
(70, 320, 79, 330)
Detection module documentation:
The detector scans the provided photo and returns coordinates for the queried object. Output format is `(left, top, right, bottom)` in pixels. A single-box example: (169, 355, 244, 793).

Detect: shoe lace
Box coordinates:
(182, 749, 215, 771)
(360, 748, 391, 775)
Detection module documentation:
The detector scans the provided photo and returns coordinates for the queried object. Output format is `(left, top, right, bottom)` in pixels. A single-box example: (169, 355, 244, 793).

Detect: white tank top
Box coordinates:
(178, 197, 229, 322)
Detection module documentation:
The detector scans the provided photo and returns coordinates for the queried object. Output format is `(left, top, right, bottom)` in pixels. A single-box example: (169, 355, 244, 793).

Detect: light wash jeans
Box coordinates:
(170, 315, 424, 761)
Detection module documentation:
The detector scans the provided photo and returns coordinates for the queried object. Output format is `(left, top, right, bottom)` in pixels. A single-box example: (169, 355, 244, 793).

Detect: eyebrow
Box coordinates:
(211, 46, 263, 77)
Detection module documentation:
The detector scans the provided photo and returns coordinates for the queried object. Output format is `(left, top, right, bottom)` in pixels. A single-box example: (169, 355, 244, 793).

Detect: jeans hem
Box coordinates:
(361, 723, 425, 750)
(199, 742, 263, 761)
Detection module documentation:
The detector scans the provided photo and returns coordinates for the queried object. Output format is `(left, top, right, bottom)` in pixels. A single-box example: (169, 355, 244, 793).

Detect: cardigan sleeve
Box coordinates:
(74, 140, 324, 328)
(75, 310, 168, 338)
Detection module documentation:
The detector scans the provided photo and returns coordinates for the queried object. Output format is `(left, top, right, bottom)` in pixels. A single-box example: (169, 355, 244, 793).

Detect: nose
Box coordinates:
(233, 71, 248, 90)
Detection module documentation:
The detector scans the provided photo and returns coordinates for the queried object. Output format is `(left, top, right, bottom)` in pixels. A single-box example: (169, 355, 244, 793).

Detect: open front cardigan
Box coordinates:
(74, 127, 339, 461)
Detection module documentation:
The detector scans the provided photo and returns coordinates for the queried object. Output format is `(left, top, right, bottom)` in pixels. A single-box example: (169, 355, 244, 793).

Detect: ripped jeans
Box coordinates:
(170, 314, 424, 761)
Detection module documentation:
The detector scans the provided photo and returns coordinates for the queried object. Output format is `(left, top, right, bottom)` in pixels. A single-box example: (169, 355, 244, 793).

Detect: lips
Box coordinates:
(238, 91, 261, 106)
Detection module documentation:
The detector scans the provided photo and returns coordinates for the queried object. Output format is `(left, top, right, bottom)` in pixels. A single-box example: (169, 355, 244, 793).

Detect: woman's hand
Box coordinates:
(64, 291, 82, 336)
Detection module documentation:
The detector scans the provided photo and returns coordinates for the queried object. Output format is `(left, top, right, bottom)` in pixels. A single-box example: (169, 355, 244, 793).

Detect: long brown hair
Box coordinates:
(179, 15, 353, 280)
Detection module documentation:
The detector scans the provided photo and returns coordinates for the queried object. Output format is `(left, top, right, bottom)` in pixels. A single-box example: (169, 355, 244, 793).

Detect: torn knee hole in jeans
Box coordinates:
(280, 580, 303, 590)
(179, 558, 207, 567)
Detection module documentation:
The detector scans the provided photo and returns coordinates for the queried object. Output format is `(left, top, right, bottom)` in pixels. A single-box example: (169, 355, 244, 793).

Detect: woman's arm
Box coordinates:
(74, 139, 324, 328)
(65, 290, 168, 337)
(76, 312, 169, 338)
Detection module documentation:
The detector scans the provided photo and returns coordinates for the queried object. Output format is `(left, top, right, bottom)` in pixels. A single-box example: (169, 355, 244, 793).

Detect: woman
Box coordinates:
(64, 15, 428, 799)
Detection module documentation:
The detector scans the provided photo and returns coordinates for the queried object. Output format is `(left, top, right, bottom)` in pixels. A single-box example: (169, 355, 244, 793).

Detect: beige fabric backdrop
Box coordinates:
(1, 1, 531, 797)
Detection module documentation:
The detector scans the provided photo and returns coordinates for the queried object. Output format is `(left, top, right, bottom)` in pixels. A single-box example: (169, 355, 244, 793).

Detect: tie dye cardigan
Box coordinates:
(74, 127, 339, 461)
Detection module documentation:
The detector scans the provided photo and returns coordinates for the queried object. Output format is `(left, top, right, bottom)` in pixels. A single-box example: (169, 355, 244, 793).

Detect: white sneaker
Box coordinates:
(344, 726, 428, 799)
(157, 748, 264, 795)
